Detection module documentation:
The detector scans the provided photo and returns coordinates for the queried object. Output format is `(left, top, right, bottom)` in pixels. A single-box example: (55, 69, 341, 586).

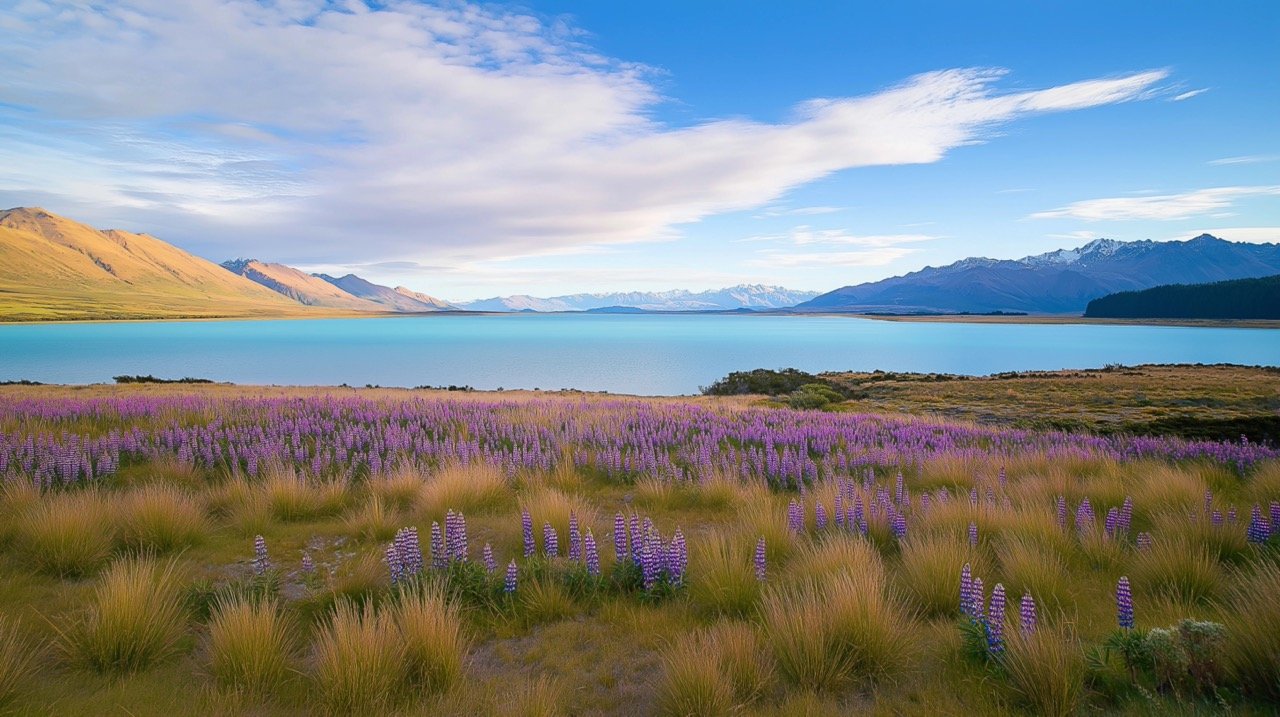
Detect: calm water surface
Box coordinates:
(1, 315, 1277, 395)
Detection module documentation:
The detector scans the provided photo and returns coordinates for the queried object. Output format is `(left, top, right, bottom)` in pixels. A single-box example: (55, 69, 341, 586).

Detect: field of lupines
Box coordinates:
(0, 386, 1277, 715)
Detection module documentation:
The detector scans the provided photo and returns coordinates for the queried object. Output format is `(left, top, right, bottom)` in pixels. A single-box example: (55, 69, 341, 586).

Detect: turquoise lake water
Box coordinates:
(1, 315, 1277, 395)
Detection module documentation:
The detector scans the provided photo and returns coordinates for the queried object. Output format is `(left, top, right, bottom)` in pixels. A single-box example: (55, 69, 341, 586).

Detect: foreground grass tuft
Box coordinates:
(1002, 624, 1085, 717)
(119, 483, 209, 553)
(19, 488, 117, 576)
(60, 556, 188, 673)
(312, 600, 407, 715)
(206, 595, 294, 693)
(0, 616, 40, 708)
(391, 586, 468, 695)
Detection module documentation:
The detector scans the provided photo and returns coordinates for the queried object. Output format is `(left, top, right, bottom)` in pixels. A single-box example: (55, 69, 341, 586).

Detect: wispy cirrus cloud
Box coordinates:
(0, 0, 1170, 271)
(1208, 154, 1280, 166)
(1030, 186, 1280, 221)
(1171, 88, 1209, 101)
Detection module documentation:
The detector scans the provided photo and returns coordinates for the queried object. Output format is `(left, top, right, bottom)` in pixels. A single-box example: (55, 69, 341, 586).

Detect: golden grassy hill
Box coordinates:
(222, 259, 387, 311)
(0, 207, 359, 321)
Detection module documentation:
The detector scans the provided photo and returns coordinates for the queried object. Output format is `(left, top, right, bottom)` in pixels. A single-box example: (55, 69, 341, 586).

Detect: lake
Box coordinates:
(1, 314, 1277, 395)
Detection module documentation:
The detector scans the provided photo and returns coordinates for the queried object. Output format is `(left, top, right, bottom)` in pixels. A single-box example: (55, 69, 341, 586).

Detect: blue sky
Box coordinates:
(0, 1, 1277, 300)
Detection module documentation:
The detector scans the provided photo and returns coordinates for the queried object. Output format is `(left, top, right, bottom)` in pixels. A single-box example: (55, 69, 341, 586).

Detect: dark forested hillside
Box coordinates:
(1084, 274, 1280, 319)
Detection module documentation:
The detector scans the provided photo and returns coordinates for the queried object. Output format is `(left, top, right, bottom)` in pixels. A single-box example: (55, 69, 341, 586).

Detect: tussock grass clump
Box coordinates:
(262, 470, 348, 521)
(519, 488, 595, 547)
(636, 475, 739, 513)
(206, 595, 293, 693)
(1224, 562, 1280, 699)
(688, 534, 760, 618)
(896, 534, 978, 617)
(312, 600, 406, 715)
(704, 622, 773, 705)
(119, 483, 209, 553)
(1003, 624, 1085, 717)
(520, 578, 575, 625)
(787, 533, 883, 584)
(0, 616, 40, 708)
(1151, 511, 1249, 563)
(19, 488, 117, 576)
(500, 675, 565, 717)
(60, 556, 187, 673)
(996, 536, 1073, 614)
(391, 587, 467, 694)
(1131, 538, 1221, 605)
(366, 466, 425, 511)
(416, 462, 510, 518)
(762, 573, 913, 691)
(656, 639, 735, 716)
(734, 500, 796, 565)
(342, 496, 400, 542)
(0, 480, 40, 545)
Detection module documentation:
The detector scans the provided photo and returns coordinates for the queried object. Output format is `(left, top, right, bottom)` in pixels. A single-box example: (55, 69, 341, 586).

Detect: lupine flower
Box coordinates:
(613, 512, 628, 564)
(1119, 497, 1133, 535)
(834, 493, 844, 527)
(968, 522, 978, 547)
(504, 560, 518, 593)
(890, 510, 907, 540)
(1055, 495, 1067, 530)
(815, 503, 828, 530)
(970, 487, 979, 506)
(1204, 489, 1214, 514)
(543, 522, 559, 557)
(1211, 510, 1224, 527)
(1116, 576, 1134, 629)
(971, 576, 984, 620)
(300, 551, 315, 575)
(395, 526, 423, 575)
(568, 512, 582, 562)
(522, 509, 535, 557)
(630, 514, 642, 564)
(1228, 507, 1238, 523)
(585, 528, 600, 576)
(1136, 532, 1153, 551)
(668, 528, 687, 585)
(483, 543, 496, 574)
(1020, 591, 1036, 634)
(787, 499, 803, 533)
(1075, 498, 1094, 535)
(1247, 505, 1270, 544)
(960, 563, 973, 617)
(754, 537, 767, 582)
(447, 510, 468, 561)
(998, 466, 1007, 490)
(640, 538, 659, 591)
(987, 583, 1006, 653)
(1104, 507, 1119, 538)
(430, 521, 445, 570)
(253, 535, 270, 576)
(386, 543, 403, 584)
(1271, 502, 1280, 533)
(894, 472, 905, 505)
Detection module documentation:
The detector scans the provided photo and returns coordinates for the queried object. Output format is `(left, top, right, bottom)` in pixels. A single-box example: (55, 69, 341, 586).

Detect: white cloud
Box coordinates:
(1170, 227, 1280, 244)
(1030, 186, 1280, 221)
(754, 205, 845, 218)
(1208, 154, 1280, 166)
(0, 0, 1169, 269)
(787, 228, 939, 247)
(747, 248, 919, 268)
(1171, 88, 1209, 101)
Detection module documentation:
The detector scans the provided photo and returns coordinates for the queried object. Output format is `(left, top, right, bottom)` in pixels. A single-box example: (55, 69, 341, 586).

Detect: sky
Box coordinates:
(0, 1, 1277, 301)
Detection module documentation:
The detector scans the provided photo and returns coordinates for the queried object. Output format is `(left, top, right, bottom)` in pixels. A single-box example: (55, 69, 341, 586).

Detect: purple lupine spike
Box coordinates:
(815, 503, 828, 531)
(1104, 507, 1119, 538)
(1116, 576, 1134, 629)
(971, 577, 984, 620)
(1136, 532, 1153, 551)
(960, 563, 973, 617)
(1211, 510, 1224, 527)
(430, 521, 445, 569)
(1055, 495, 1067, 530)
(969, 487, 979, 506)
(997, 466, 1007, 490)
(1270, 502, 1280, 534)
(1204, 489, 1214, 514)
(1228, 507, 1238, 524)
(386, 542, 403, 585)
(252, 535, 270, 576)
(640, 536, 659, 591)
(1019, 591, 1036, 634)
(449, 511, 468, 562)
(754, 537, 767, 582)
(1247, 505, 1270, 544)
(630, 514, 642, 564)
(301, 551, 315, 575)
(613, 512, 628, 564)
(543, 522, 559, 557)
(894, 472, 905, 505)
(504, 560, 518, 593)
(1119, 497, 1133, 535)
(1075, 498, 1094, 535)
(890, 509, 907, 540)
(568, 512, 582, 562)
(968, 522, 978, 547)
(483, 543, 496, 574)
(522, 509, 535, 557)
(584, 528, 600, 576)
(834, 493, 844, 527)
(669, 528, 687, 586)
(786, 499, 803, 533)
(987, 583, 1006, 653)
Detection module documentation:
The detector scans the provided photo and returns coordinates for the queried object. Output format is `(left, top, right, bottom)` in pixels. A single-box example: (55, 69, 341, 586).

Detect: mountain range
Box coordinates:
(457, 285, 820, 312)
(797, 235, 1280, 314)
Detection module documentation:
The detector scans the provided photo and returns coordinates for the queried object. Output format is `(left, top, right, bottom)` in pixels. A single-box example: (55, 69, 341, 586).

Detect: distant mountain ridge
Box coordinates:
(221, 259, 386, 311)
(0, 207, 319, 321)
(314, 273, 456, 312)
(797, 234, 1280, 314)
(459, 284, 820, 312)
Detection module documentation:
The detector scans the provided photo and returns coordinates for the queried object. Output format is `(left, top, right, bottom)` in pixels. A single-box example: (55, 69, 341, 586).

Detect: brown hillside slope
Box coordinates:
(0, 207, 347, 321)
(223, 259, 386, 311)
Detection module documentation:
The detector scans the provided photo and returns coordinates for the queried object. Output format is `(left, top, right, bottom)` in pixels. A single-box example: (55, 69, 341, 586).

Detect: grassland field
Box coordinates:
(0, 369, 1277, 716)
